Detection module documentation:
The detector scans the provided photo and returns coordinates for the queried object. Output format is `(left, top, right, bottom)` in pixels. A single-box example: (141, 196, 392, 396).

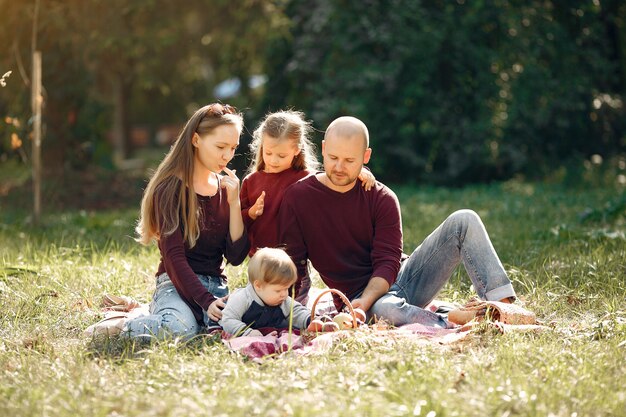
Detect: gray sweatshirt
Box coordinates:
(220, 283, 311, 336)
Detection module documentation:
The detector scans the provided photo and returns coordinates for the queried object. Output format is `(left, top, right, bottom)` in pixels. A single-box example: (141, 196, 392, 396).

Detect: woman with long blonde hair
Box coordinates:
(126, 103, 249, 341)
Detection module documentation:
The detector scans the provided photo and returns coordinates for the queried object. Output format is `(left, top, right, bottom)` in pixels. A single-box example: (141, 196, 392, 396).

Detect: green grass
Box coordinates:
(1, 180, 625, 417)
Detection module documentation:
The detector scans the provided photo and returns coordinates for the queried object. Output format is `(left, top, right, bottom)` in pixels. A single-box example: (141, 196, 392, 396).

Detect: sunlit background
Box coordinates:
(1, 0, 625, 212)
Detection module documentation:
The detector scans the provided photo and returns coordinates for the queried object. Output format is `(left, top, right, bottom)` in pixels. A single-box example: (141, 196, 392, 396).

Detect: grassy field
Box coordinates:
(0, 180, 624, 417)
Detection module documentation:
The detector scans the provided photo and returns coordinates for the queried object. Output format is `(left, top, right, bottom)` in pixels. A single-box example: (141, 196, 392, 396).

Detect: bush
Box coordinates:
(262, 0, 625, 184)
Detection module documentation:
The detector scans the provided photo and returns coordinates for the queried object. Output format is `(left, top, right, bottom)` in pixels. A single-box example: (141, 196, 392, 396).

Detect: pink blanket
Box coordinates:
(222, 289, 473, 360)
(222, 323, 469, 360)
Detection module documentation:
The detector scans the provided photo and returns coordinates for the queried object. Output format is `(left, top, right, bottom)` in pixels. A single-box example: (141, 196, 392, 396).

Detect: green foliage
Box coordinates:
(3, 0, 625, 186)
(263, 0, 626, 184)
(0, 0, 280, 169)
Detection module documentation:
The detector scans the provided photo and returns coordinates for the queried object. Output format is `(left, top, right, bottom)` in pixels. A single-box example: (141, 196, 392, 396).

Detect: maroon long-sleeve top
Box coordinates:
(278, 175, 403, 303)
(240, 168, 310, 255)
(155, 182, 249, 323)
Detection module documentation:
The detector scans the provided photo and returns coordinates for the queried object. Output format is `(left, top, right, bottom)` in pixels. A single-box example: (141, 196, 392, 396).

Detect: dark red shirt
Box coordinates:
(278, 175, 403, 302)
(240, 168, 311, 255)
(156, 182, 249, 323)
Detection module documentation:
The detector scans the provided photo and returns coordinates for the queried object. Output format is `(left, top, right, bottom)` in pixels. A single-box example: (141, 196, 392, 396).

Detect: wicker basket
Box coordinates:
(310, 288, 358, 330)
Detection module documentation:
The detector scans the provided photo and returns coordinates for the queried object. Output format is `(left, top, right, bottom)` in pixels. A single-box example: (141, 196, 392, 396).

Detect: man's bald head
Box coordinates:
(320, 116, 372, 192)
(324, 116, 369, 149)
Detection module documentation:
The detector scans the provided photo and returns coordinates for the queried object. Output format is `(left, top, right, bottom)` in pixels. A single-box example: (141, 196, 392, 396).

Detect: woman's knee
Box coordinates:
(160, 310, 200, 339)
(124, 312, 199, 341)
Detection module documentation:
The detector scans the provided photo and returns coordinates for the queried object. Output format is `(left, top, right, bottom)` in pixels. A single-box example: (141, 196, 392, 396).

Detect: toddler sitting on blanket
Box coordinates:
(220, 247, 311, 336)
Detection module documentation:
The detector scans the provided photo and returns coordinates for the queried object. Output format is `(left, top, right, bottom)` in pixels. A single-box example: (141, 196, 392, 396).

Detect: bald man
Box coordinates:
(278, 116, 516, 327)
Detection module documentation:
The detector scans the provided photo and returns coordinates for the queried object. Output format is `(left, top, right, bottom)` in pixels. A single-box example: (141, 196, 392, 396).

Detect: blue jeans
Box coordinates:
(124, 273, 229, 342)
(368, 210, 516, 328)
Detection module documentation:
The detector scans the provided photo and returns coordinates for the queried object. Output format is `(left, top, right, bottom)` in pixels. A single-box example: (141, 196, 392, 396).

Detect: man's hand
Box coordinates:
(249, 191, 265, 220)
(350, 297, 374, 313)
(220, 167, 240, 205)
(351, 277, 390, 312)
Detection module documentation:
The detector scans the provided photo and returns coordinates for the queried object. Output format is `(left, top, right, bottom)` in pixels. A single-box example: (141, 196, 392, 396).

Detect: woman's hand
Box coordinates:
(220, 167, 241, 206)
(249, 191, 265, 220)
(358, 168, 376, 191)
(207, 296, 227, 322)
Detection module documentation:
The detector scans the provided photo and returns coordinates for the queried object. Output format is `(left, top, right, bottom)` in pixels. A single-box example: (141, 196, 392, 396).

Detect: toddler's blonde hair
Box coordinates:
(248, 247, 297, 286)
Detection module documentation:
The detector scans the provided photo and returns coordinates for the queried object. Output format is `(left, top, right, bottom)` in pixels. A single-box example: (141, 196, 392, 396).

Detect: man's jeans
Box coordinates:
(368, 209, 516, 328)
(124, 273, 228, 342)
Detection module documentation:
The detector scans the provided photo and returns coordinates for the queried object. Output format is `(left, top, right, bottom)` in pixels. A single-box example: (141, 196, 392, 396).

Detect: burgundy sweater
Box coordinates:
(156, 184, 249, 323)
(278, 175, 403, 303)
(240, 168, 310, 255)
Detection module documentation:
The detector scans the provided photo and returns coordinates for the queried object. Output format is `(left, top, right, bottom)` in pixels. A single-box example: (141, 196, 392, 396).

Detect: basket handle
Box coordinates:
(310, 288, 358, 328)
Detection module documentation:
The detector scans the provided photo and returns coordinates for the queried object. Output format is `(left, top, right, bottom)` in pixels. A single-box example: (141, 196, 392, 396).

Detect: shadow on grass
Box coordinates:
(84, 331, 225, 362)
(0, 207, 141, 253)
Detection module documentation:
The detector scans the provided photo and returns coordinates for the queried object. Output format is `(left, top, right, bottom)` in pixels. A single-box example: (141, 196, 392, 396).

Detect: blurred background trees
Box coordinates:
(264, 0, 626, 184)
(1, 0, 625, 201)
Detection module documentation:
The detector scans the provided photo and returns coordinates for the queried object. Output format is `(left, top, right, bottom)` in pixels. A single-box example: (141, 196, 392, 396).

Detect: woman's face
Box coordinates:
(193, 124, 240, 173)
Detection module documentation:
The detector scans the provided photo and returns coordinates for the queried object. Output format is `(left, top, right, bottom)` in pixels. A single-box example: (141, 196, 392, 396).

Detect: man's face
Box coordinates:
(322, 133, 371, 192)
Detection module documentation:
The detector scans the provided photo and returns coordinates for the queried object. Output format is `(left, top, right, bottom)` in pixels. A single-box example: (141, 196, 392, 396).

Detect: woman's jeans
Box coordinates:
(124, 273, 228, 342)
(368, 209, 516, 328)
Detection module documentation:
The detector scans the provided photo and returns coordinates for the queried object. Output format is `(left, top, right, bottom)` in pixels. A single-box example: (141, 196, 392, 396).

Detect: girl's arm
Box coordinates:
(240, 176, 255, 228)
(358, 166, 376, 191)
(248, 191, 265, 220)
(241, 175, 265, 222)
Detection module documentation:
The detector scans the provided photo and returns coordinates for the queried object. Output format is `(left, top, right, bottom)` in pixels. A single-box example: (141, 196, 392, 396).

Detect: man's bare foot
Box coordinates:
(499, 296, 515, 304)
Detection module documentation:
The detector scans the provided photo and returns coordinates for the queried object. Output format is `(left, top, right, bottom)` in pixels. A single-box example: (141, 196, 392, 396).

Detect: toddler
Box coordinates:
(219, 247, 311, 337)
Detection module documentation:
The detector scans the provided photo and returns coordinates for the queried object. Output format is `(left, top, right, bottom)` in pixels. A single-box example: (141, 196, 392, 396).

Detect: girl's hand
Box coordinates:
(249, 191, 265, 220)
(358, 168, 376, 191)
(220, 167, 241, 205)
(207, 296, 227, 321)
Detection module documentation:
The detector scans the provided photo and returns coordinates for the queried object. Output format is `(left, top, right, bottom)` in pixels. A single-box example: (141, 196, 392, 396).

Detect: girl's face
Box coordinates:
(193, 124, 240, 174)
(262, 134, 301, 173)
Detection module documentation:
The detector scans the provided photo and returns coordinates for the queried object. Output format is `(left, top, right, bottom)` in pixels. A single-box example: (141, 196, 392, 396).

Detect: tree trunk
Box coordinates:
(31, 51, 42, 224)
(111, 74, 130, 166)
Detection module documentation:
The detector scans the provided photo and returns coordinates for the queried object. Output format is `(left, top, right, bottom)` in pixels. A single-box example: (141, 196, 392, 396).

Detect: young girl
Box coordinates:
(125, 103, 250, 341)
(240, 110, 375, 255)
(219, 247, 311, 337)
(239, 110, 375, 302)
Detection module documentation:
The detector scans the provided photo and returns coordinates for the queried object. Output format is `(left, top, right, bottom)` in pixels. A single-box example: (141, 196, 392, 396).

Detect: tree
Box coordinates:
(0, 0, 282, 170)
(262, 0, 625, 184)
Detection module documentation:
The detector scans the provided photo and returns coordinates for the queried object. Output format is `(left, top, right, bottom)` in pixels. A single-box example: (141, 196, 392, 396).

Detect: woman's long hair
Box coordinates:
(136, 103, 243, 248)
